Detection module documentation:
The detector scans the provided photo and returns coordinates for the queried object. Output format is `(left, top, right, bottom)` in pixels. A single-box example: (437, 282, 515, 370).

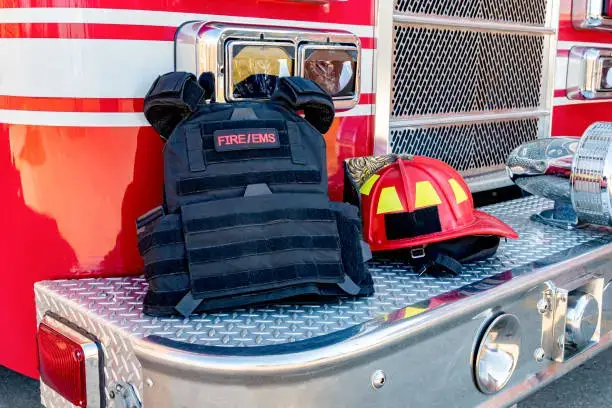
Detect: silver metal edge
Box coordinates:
(479, 330, 612, 408)
(389, 110, 551, 128)
(133, 241, 612, 378)
(372, 0, 394, 155)
(392, 13, 556, 34)
(465, 170, 514, 194)
(40, 315, 101, 408)
(296, 43, 361, 110)
(540, 0, 559, 140)
(572, 0, 612, 31)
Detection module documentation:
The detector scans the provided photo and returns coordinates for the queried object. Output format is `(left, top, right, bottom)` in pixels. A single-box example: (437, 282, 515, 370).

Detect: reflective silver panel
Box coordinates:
(394, 0, 547, 25)
(567, 47, 612, 100)
(474, 314, 522, 394)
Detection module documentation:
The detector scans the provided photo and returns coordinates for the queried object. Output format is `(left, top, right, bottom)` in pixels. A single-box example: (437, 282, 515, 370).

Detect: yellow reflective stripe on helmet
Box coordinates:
(414, 181, 442, 209)
(377, 187, 405, 214)
(359, 174, 380, 196)
(448, 178, 468, 204)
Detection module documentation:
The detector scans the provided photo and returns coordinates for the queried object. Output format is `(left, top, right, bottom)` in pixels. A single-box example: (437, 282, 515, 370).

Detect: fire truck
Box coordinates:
(3, 0, 612, 406)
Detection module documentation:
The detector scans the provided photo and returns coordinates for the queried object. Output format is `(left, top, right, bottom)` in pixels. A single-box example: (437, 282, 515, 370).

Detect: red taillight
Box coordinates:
(37, 319, 91, 407)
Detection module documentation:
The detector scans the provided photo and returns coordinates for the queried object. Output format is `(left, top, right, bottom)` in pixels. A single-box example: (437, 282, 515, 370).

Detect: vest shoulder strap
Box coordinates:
(144, 72, 205, 140)
(270, 77, 335, 134)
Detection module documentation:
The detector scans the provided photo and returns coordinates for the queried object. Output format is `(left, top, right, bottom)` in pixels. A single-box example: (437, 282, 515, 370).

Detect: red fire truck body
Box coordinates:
(2, 0, 612, 406)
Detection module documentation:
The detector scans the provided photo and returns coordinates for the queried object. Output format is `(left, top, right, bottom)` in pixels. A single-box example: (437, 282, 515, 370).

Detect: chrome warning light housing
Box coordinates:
(174, 22, 361, 110)
(567, 47, 612, 100)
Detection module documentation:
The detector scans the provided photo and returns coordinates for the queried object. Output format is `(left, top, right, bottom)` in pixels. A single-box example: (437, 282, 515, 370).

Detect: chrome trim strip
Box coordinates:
(41, 315, 101, 408)
(134, 241, 612, 377)
(388, 109, 551, 128)
(541, 0, 560, 138)
(372, 0, 394, 155)
(465, 171, 514, 193)
(392, 14, 556, 34)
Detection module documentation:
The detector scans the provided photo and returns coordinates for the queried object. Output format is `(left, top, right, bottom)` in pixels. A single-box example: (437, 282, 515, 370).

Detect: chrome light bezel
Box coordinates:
(174, 22, 361, 109)
(573, 0, 612, 31)
(297, 43, 361, 110)
(567, 47, 612, 100)
(473, 313, 522, 395)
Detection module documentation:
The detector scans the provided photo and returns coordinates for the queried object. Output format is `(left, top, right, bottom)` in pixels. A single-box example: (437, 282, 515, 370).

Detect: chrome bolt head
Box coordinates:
(371, 370, 386, 389)
(534, 347, 546, 362)
(536, 299, 550, 314)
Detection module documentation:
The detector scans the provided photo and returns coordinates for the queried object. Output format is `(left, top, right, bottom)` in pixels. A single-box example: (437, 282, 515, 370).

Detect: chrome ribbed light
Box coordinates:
(571, 122, 612, 226)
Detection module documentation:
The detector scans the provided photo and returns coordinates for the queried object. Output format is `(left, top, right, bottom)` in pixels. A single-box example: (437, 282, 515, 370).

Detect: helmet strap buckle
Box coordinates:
(410, 246, 426, 260)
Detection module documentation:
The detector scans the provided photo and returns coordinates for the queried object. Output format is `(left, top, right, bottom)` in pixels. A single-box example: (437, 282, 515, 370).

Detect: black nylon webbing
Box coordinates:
(177, 169, 321, 195)
(186, 125, 206, 172)
(188, 235, 340, 264)
(184, 207, 335, 232)
(137, 228, 184, 254)
(191, 262, 344, 297)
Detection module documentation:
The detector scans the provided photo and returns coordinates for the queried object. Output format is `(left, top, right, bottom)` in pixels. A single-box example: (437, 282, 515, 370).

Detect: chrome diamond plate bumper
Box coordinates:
(35, 196, 612, 408)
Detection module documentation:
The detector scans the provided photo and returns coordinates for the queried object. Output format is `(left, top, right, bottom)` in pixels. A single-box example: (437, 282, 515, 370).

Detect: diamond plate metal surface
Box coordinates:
(391, 25, 545, 119)
(36, 197, 612, 407)
(394, 0, 548, 26)
(390, 119, 540, 175)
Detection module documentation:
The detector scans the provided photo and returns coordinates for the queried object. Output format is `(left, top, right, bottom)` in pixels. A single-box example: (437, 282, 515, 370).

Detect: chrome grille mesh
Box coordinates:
(392, 25, 545, 118)
(394, 0, 547, 26)
(387, 0, 552, 187)
(390, 119, 540, 175)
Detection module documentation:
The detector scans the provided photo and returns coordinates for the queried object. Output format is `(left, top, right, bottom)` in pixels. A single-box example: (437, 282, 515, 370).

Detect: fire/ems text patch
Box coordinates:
(213, 128, 280, 152)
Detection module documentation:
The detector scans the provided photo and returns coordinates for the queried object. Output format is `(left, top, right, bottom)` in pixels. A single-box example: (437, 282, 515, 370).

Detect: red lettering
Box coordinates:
(217, 135, 227, 146)
(230, 135, 238, 145)
(238, 134, 247, 144)
(253, 134, 261, 143)
(268, 133, 276, 143)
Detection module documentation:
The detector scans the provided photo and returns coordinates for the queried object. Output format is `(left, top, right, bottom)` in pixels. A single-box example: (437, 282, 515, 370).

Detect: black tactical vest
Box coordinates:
(137, 73, 373, 317)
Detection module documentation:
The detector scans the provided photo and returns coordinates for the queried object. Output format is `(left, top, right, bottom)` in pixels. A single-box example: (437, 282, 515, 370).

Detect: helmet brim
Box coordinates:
(369, 210, 518, 252)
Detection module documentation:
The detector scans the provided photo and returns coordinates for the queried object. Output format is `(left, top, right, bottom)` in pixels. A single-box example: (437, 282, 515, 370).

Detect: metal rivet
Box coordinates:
(371, 370, 386, 389)
(534, 348, 545, 362)
(536, 299, 550, 314)
(146, 378, 154, 388)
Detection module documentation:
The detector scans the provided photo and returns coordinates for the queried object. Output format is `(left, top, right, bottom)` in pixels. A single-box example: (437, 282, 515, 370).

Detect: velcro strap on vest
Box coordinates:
(177, 169, 321, 195)
(144, 72, 204, 140)
(180, 194, 346, 302)
(271, 77, 335, 134)
(181, 193, 335, 232)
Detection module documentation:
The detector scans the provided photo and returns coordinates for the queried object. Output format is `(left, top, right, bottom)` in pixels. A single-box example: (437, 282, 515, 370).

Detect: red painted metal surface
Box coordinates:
(553, 0, 612, 137)
(0, 0, 375, 378)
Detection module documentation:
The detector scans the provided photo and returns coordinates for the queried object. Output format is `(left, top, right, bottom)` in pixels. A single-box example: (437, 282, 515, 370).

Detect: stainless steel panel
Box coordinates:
(394, 0, 548, 26)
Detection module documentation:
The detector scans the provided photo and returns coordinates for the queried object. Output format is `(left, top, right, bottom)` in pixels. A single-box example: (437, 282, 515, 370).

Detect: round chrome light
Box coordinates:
(566, 292, 600, 349)
(473, 313, 521, 395)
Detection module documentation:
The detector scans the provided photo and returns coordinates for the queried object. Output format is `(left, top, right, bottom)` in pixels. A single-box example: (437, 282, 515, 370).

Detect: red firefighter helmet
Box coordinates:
(348, 155, 518, 253)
